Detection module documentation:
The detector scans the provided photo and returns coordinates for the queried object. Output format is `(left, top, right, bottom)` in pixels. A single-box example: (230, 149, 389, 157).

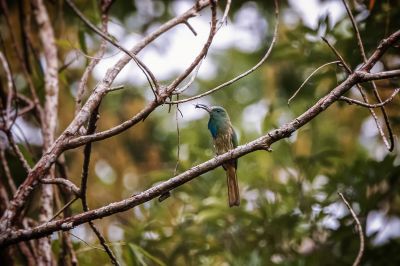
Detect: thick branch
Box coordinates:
(32, 0, 59, 263)
(356, 69, 400, 82)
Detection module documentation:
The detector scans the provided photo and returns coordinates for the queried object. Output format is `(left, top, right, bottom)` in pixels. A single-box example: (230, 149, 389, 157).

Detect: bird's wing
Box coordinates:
(231, 126, 238, 148)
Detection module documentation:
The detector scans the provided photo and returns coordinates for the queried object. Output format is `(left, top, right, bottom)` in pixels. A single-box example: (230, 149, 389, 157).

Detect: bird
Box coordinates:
(195, 104, 240, 207)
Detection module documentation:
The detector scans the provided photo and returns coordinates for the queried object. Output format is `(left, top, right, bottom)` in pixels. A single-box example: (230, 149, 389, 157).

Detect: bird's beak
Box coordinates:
(195, 103, 211, 113)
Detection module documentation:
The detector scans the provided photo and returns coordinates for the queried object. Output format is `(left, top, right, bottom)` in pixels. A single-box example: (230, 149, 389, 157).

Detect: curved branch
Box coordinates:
(40, 178, 81, 197)
(288, 60, 340, 104)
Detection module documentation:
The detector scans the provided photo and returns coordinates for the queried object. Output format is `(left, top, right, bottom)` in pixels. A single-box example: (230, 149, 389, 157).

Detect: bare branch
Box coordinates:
(3, 129, 31, 173)
(183, 21, 197, 36)
(106, 85, 125, 93)
(356, 70, 400, 81)
(288, 61, 340, 104)
(361, 30, 400, 72)
(167, 0, 279, 104)
(32, 0, 60, 262)
(338, 192, 364, 266)
(66, 101, 158, 148)
(218, 0, 232, 29)
(340, 88, 399, 108)
(40, 178, 81, 197)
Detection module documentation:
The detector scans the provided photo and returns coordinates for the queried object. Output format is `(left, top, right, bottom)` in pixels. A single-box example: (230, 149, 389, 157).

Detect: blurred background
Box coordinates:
(3, 0, 400, 265)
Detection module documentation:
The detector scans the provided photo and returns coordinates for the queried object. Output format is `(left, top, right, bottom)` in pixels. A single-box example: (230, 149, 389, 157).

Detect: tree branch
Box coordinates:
(32, 0, 60, 263)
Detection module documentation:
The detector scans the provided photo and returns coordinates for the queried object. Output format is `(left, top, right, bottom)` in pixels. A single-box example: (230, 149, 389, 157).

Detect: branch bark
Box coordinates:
(31, 0, 59, 263)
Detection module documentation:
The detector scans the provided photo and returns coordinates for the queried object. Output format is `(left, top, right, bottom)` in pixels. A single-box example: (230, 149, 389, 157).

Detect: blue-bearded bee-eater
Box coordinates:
(196, 104, 240, 207)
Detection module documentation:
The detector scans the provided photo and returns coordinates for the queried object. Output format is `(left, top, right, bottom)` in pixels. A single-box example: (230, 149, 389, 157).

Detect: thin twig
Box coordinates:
(341, 0, 367, 62)
(340, 88, 400, 108)
(288, 61, 340, 104)
(69, 232, 104, 251)
(106, 85, 125, 93)
(167, 0, 279, 104)
(321, 37, 352, 73)
(3, 130, 31, 172)
(174, 103, 182, 176)
(338, 192, 364, 266)
(218, 0, 231, 30)
(183, 21, 197, 36)
(48, 197, 79, 222)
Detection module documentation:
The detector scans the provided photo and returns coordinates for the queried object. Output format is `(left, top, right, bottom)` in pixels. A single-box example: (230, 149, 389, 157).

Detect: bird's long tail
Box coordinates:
(226, 165, 240, 207)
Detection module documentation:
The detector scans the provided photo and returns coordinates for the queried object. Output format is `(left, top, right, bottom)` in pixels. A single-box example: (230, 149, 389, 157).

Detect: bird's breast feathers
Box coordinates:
(213, 127, 235, 155)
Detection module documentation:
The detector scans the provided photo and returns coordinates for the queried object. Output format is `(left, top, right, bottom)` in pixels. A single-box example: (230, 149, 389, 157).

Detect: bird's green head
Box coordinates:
(195, 104, 233, 139)
(195, 104, 230, 121)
